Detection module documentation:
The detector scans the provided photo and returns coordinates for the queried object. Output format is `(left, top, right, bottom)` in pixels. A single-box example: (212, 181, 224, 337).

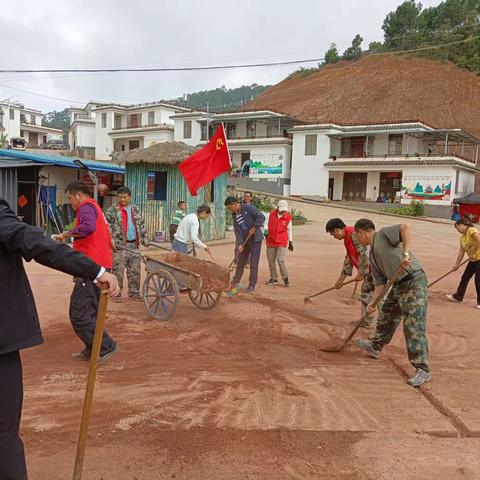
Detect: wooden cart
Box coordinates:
(141, 251, 230, 321)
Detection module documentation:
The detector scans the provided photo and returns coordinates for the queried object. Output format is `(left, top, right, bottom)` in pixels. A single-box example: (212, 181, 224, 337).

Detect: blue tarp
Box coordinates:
(0, 149, 124, 174)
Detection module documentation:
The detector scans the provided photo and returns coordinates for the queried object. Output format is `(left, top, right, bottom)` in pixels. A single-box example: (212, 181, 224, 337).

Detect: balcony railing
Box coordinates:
(200, 133, 292, 141)
(112, 122, 171, 130)
(329, 153, 476, 163)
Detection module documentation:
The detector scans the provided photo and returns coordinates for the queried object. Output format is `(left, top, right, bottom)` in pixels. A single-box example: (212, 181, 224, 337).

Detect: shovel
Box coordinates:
(304, 278, 357, 305)
(319, 266, 404, 353)
(428, 259, 469, 288)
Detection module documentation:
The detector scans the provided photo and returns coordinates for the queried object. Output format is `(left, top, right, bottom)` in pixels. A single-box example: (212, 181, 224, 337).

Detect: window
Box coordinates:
(114, 114, 122, 129)
(129, 113, 141, 128)
(147, 171, 168, 201)
(148, 111, 155, 126)
(9, 108, 14, 120)
(30, 114, 35, 124)
(183, 120, 192, 139)
(341, 138, 351, 156)
(128, 140, 140, 150)
(305, 134, 317, 156)
(204, 180, 215, 203)
(101, 113, 107, 128)
(20, 113, 26, 123)
(388, 134, 403, 155)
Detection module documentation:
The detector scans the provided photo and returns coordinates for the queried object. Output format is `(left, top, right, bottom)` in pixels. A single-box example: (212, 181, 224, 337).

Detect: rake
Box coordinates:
(304, 278, 357, 305)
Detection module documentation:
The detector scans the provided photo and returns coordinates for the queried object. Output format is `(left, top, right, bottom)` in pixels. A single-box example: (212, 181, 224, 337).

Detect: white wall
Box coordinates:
(95, 111, 114, 160)
(329, 171, 343, 200)
(456, 169, 475, 196)
(366, 171, 380, 201)
(1, 106, 21, 139)
(39, 166, 80, 205)
(173, 117, 202, 146)
(291, 131, 330, 197)
(143, 129, 174, 146)
(75, 124, 96, 148)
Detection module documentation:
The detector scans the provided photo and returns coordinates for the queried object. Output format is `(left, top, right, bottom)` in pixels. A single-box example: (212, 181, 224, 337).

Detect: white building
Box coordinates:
(91, 101, 192, 160)
(172, 110, 301, 195)
(68, 101, 109, 153)
(0, 102, 63, 147)
(290, 122, 480, 208)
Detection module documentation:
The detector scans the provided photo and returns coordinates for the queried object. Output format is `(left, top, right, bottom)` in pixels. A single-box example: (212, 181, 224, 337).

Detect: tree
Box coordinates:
(368, 41, 384, 52)
(324, 43, 340, 64)
(343, 34, 364, 60)
(382, 1, 422, 48)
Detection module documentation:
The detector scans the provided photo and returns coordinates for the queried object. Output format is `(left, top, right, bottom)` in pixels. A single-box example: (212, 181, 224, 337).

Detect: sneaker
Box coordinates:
(356, 339, 381, 359)
(407, 368, 432, 387)
(283, 277, 289, 287)
(72, 349, 90, 361)
(245, 286, 255, 294)
(445, 294, 461, 303)
(99, 343, 120, 364)
(265, 278, 279, 286)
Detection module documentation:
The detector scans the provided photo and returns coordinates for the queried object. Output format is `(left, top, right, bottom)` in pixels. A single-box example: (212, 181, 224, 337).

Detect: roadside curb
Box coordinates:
(232, 187, 454, 226)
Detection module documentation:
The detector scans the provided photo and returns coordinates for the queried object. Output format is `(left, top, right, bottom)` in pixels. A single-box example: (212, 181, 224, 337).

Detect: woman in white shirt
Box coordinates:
(172, 205, 211, 255)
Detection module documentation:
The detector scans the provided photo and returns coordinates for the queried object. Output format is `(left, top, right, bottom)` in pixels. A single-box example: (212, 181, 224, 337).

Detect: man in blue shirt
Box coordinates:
(225, 196, 265, 293)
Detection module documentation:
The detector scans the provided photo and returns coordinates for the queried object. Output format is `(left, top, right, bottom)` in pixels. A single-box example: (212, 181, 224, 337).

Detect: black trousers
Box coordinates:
(454, 260, 480, 304)
(0, 351, 27, 480)
(233, 240, 262, 289)
(69, 278, 116, 355)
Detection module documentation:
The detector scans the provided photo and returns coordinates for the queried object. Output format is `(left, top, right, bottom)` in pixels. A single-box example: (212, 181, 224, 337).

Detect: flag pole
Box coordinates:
(206, 101, 210, 142)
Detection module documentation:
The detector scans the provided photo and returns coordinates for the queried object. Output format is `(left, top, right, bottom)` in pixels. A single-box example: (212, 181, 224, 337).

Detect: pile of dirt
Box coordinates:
(244, 55, 480, 138)
(144, 251, 230, 291)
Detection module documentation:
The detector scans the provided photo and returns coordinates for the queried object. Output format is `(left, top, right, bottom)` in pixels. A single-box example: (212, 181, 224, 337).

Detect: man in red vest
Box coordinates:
(265, 200, 294, 286)
(53, 181, 119, 362)
(325, 217, 374, 328)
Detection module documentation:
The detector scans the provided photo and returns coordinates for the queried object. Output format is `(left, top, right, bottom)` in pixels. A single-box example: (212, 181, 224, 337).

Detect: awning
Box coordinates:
(453, 192, 480, 204)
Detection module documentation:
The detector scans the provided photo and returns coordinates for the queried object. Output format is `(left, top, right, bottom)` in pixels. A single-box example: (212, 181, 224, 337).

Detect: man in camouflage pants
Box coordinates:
(326, 218, 374, 328)
(106, 186, 148, 301)
(353, 218, 431, 387)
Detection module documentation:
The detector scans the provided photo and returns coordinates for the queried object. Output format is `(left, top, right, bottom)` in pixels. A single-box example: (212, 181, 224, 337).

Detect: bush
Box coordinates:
(382, 200, 425, 217)
(252, 194, 308, 225)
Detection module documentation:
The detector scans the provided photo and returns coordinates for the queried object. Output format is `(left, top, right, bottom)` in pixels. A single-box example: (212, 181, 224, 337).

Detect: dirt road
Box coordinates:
(23, 203, 480, 479)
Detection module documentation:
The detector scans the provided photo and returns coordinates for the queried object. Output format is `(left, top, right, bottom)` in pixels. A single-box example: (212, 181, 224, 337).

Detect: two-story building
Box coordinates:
(91, 101, 192, 160)
(172, 110, 301, 195)
(0, 102, 63, 147)
(290, 122, 480, 210)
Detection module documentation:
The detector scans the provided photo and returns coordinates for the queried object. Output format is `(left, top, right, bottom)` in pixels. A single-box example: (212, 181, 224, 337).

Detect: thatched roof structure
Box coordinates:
(114, 141, 197, 165)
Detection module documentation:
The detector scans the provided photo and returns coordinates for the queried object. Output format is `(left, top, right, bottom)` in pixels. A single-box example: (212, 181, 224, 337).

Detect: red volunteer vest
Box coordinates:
(267, 210, 292, 248)
(343, 226, 359, 269)
(73, 199, 112, 268)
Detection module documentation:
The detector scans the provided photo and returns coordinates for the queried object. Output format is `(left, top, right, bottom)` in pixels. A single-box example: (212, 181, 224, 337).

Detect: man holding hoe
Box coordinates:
(353, 219, 431, 387)
(325, 217, 374, 328)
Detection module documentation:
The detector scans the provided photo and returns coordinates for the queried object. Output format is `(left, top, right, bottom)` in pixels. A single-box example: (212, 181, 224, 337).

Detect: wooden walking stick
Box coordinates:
(304, 278, 357, 305)
(351, 280, 359, 298)
(72, 287, 109, 480)
(319, 266, 404, 353)
(428, 259, 469, 288)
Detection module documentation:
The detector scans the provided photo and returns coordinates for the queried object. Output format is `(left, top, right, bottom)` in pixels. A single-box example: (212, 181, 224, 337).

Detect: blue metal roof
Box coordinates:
(0, 149, 125, 174)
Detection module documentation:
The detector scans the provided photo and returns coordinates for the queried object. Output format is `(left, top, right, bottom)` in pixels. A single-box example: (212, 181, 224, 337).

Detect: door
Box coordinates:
(379, 172, 402, 202)
(42, 135, 47, 144)
(350, 137, 365, 158)
(342, 172, 367, 201)
(29, 132, 39, 147)
(129, 140, 140, 150)
(328, 178, 334, 200)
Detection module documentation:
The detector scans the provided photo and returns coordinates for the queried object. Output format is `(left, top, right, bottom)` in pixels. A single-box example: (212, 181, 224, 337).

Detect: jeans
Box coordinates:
(233, 240, 262, 289)
(172, 239, 189, 254)
(0, 351, 27, 480)
(69, 278, 117, 356)
(454, 260, 480, 304)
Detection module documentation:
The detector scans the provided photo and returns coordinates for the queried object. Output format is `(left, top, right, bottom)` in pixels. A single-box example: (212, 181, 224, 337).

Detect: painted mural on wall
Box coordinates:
(401, 175, 452, 201)
(249, 154, 283, 178)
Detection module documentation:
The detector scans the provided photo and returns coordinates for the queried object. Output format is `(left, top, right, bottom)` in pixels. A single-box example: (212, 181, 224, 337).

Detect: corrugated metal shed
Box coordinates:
(125, 162, 227, 241)
(0, 149, 125, 174)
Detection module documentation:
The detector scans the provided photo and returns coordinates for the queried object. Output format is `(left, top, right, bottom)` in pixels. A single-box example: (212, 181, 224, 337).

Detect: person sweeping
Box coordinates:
(265, 200, 293, 287)
(353, 219, 431, 387)
(325, 217, 374, 328)
(445, 218, 480, 308)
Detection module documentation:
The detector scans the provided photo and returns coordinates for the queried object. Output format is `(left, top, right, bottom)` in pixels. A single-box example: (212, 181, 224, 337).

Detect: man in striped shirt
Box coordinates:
(169, 200, 186, 242)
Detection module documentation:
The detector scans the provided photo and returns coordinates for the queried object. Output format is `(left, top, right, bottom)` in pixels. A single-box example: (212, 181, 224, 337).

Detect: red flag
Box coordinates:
(178, 125, 231, 196)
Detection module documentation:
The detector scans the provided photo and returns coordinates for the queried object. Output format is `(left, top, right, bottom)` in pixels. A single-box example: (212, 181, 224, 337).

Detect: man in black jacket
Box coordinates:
(0, 197, 119, 480)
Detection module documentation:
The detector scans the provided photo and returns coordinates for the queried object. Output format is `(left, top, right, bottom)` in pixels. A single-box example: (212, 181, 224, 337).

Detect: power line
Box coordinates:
(0, 82, 88, 105)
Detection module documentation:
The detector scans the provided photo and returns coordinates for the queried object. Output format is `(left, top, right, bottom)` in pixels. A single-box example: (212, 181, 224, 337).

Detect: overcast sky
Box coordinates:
(0, 0, 442, 112)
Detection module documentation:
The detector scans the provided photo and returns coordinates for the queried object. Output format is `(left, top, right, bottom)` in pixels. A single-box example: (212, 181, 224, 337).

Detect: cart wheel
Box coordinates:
(188, 289, 222, 310)
(142, 270, 179, 320)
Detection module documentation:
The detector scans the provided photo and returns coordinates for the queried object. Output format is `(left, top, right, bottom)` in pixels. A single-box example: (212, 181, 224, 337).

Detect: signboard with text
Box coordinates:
(248, 154, 283, 179)
(401, 175, 452, 202)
